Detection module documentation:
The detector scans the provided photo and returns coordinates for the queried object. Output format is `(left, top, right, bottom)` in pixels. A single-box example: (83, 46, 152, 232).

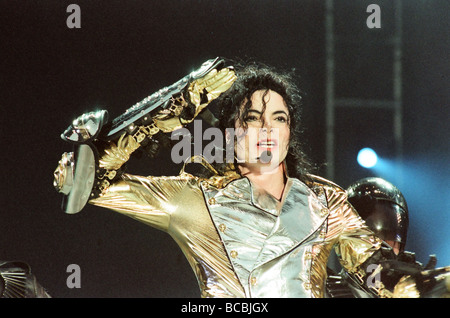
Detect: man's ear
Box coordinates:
(225, 129, 231, 144)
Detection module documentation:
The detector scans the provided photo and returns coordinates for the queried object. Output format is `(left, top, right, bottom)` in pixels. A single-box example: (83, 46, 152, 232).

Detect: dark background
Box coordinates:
(1, 0, 448, 297)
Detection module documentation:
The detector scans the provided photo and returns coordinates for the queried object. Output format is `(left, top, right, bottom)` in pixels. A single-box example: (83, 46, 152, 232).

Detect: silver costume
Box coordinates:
(89, 167, 382, 298)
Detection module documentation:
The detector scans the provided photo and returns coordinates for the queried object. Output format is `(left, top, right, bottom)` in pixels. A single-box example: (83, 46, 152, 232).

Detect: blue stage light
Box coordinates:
(357, 148, 378, 168)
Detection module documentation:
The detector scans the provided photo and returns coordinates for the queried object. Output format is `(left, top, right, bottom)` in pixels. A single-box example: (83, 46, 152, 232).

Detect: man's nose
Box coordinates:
(260, 119, 273, 132)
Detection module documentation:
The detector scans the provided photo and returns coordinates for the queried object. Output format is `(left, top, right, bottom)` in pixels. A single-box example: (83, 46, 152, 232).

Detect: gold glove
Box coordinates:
(392, 275, 420, 298)
(152, 66, 236, 131)
(185, 67, 236, 122)
(392, 267, 450, 298)
(99, 133, 140, 171)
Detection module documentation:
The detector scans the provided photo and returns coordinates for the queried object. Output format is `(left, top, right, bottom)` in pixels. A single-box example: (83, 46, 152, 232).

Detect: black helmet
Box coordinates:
(347, 177, 409, 252)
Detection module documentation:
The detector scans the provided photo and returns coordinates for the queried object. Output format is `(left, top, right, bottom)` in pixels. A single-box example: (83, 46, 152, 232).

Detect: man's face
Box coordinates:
(232, 89, 290, 173)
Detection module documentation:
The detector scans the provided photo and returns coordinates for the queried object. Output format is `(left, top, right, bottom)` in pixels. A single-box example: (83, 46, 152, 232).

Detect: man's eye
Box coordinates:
(244, 115, 259, 122)
(275, 116, 287, 123)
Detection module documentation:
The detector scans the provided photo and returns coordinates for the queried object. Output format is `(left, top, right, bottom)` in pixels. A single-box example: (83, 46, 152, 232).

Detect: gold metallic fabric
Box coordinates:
(89, 170, 383, 298)
(53, 152, 74, 194)
(392, 275, 420, 298)
(186, 67, 237, 122)
(99, 134, 140, 171)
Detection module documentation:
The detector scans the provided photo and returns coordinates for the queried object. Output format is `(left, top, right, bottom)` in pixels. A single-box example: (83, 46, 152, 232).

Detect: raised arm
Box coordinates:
(53, 58, 236, 214)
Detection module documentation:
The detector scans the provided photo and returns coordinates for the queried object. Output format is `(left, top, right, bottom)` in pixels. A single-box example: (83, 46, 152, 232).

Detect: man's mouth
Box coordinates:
(257, 140, 278, 149)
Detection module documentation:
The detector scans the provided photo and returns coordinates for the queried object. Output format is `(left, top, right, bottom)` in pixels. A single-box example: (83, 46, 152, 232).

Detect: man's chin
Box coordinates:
(241, 161, 283, 175)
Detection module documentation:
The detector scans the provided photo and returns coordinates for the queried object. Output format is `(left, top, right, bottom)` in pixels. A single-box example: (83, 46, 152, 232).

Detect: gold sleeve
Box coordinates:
(89, 173, 195, 232)
(328, 187, 383, 273)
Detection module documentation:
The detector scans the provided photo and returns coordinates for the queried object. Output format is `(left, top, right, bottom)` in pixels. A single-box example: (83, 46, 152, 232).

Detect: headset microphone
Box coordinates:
(258, 150, 272, 163)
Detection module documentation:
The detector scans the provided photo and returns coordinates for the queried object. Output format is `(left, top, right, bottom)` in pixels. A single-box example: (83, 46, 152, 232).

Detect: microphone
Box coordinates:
(258, 150, 272, 163)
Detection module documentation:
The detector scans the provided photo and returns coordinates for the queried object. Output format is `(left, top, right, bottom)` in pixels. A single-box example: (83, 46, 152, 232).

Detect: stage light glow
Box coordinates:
(357, 148, 378, 168)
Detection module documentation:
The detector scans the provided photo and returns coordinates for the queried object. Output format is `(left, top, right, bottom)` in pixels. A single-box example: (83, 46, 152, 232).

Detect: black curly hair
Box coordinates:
(211, 61, 315, 183)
